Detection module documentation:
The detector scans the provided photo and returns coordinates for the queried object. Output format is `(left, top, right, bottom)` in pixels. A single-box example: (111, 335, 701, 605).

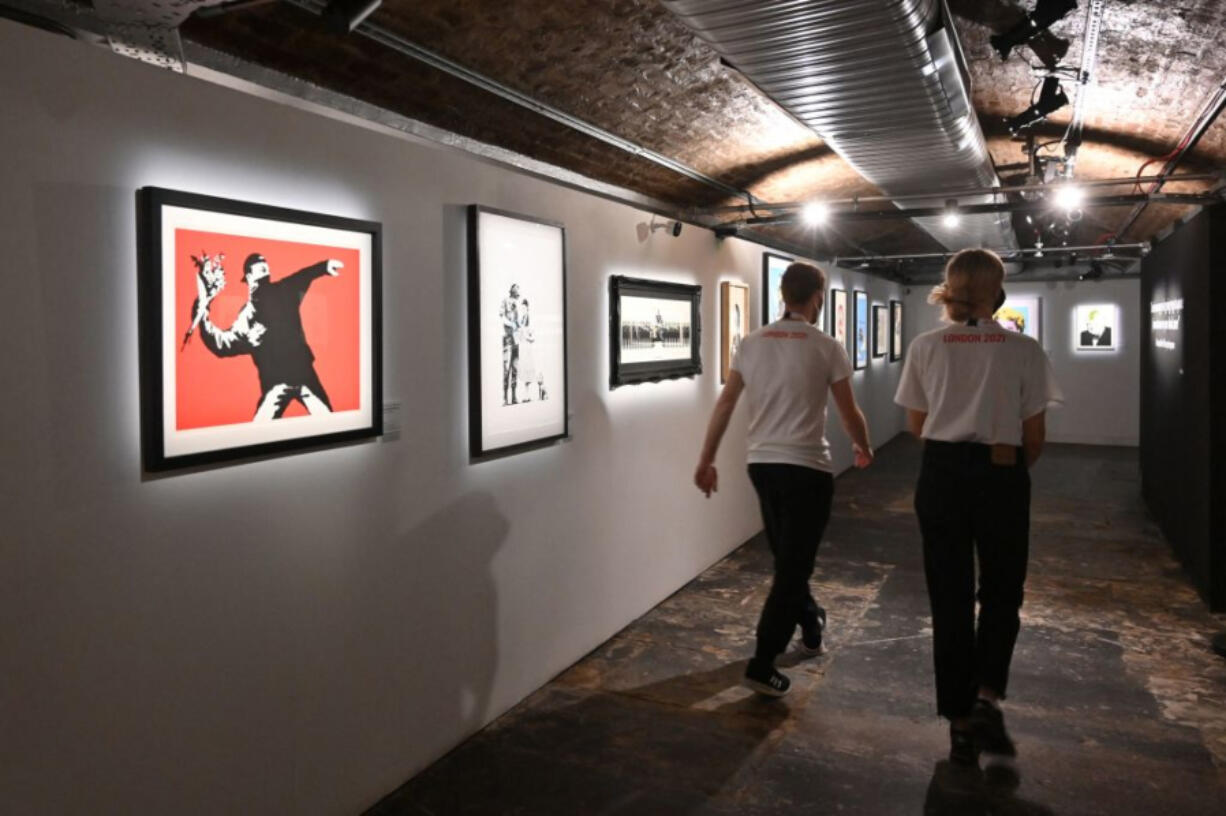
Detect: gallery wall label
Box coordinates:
(138, 187, 382, 471)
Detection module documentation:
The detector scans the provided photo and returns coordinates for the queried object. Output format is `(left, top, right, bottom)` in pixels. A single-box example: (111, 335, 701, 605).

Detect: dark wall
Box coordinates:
(1140, 204, 1225, 610)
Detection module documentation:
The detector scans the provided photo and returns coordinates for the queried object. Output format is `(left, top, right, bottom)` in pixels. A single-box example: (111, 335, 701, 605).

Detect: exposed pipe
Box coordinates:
(281, 0, 755, 202)
(831, 242, 1148, 264)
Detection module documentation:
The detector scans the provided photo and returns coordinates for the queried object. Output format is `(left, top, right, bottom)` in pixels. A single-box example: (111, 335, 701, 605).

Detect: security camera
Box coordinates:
(649, 216, 683, 237)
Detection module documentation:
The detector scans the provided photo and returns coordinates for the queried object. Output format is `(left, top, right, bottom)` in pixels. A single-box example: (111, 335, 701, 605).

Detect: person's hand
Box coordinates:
(694, 462, 718, 498)
(853, 445, 874, 469)
(325, 259, 344, 276)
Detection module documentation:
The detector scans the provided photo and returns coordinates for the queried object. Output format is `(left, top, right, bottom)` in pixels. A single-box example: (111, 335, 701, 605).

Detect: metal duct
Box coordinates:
(662, 0, 1017, 252)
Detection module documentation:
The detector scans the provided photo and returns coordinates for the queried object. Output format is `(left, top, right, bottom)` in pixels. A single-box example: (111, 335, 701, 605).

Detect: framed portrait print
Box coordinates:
(137, 186, 382, 472)
(468, 205, 568, 458)
(890, 300, 904, 361)
(995, 295, 1042, 341)
(610, 276, 702, 387)
(762, 252, 792, 326)
(1075, 303, 1117, 351)
(873, 304, 888, 358)
(831, 288, 849, 349)
(853, 290, 869, 370)
(721, 281, 749, 383)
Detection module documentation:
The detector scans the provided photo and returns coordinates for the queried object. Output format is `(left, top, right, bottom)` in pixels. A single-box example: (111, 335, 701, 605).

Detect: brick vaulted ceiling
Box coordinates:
(176, 0, 1226, 260)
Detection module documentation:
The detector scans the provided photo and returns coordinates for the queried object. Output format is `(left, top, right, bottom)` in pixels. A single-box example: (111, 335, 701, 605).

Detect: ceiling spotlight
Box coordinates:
(801, 201, 829, 226)
(1006, 76, 1069, 134)
(1053, 185, 1084, 210)
(322, 0, 382, 33)
(990, 0, 1079, 61)
(942, 199, 960, 229)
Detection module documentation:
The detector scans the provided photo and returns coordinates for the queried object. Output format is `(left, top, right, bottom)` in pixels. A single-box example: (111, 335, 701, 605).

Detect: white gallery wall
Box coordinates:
(0, 22, 904, 816)
(905, 274, 1141, 445)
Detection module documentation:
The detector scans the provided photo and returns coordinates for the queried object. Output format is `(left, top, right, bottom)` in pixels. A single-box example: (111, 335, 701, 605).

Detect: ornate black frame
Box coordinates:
(609, 276, 702, 388)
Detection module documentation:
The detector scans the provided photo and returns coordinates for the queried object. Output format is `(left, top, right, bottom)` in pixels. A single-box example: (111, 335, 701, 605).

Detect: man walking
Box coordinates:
(694, 262, 873, 696)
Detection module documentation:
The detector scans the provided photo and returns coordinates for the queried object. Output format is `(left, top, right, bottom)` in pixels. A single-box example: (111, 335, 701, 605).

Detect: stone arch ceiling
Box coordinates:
(179, 0, 1226, 255)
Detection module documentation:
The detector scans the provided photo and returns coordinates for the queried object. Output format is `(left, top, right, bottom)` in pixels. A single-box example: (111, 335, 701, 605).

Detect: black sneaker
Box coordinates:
(948, 724, 979, 767)
(743, 660, 791, 697)
(970, 699, 1018, 782)
(800, 607, 827, 656)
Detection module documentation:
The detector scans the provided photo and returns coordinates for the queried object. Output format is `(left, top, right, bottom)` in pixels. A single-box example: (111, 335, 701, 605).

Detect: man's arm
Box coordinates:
(195, 301, 260, 358)
(830, 377, 873, 468)
(1022, 411, 1046, 467)
(693, 371, 745, 497)
(286, 259, 343, 294)
(906, 409, 927, 438)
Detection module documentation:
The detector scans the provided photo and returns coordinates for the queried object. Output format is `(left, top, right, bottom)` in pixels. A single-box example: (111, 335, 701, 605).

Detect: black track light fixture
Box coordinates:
(1006, 76, 1069, 134)
(991, 0, 1079, 61)
(322, 0, 382, 33)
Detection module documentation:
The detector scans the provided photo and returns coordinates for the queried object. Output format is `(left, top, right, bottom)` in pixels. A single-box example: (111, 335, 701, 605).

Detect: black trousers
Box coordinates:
(748, 463, 835, 663)
(915, 441, 1031, 719)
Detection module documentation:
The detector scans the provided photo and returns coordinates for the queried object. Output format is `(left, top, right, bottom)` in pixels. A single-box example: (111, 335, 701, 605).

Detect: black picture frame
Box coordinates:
(609, 276, 702, 387)
(137, 186, 383, 472)
(853, 290, 869, 370)
(468, 205, 570, 459)
(872, 304, 888, 358)
(830, 288, 849, 350)
(890, 299, 904, 361)
(761, 251, 793, 326)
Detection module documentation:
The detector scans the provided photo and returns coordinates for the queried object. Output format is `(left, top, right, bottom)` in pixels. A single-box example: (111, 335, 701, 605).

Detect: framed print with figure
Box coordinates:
(1075, 303, 1117, 351)
(468, 205, 569, 458)
(995, 295, 1042, 341)
(853, 290, 869, 370)
(610, 276, 702, 387)
(762, 251, 792, 326)
(873, 304, 888, 358)
(137, 186, 382, 472)
(890, 300, 904, 361)
(721, 281, 749, 383)
(831, 288, 848, 349)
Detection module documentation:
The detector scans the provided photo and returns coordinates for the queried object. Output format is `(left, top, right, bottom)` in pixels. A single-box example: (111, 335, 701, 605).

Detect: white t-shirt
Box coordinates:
(894, 320, 1063, 446)
(731, 318, 853, 472)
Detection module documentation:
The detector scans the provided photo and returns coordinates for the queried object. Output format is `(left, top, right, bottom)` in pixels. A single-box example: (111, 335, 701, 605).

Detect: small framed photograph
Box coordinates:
(468, 205, 569, 458)
(610, 276, 702, 387)
(995, 295, 1042, 341)
(1075, 303, 1117, 351)
(853, 290, 869, 370)
(831, 288, 849, 348)
(873, 304, 888, 358)
(721, 281, 749, 383)
(890, 300, 904, 362)
(762, 252, 792, 326)
(137, 186, 382, 472)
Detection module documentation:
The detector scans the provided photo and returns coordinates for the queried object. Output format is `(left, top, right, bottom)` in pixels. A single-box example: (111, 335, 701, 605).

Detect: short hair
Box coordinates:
(928, 249, 1005, 323)
(781, 262, 826, 306)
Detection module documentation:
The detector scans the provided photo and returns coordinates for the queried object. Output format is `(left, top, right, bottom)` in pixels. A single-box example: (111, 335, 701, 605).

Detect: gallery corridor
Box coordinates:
(372, 438, 1226, 815)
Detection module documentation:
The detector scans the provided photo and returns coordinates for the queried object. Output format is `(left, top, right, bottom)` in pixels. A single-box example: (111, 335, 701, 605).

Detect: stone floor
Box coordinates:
(370, 438, 1226, 815)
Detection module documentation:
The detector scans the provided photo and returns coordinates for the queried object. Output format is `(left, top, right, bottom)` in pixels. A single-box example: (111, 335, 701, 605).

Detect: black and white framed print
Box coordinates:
(762, 251, 792, 326)
(609, 276, 702, 387)
(873, 304, 888, 358)
(890, 299, 904, 361)
(137, 186, 382, 472)
(831, 288, 848, 349)
(468, 205, 568, 458)
(853, 290, 869, 370)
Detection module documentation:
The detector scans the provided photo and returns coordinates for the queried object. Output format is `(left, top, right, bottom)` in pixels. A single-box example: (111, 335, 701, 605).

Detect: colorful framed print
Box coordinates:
(610, 276, 702, 387)
(468, 205, 569, 458)
(890, 300, 904, 362)
(762, 252, 792, 325)
(721, 281, 749, 384)
(853, 290, 869, 370)
(995, 295, 1042, 342)
(873, 304, 888, 358)
(1075, 303, 1117, 351)
(137, 186, 382, 472)
(831, 288, 849, 349)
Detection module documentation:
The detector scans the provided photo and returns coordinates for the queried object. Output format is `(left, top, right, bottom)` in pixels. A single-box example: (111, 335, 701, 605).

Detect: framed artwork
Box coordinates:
(610, 276, 702, 387)
(761, 252, 792, 325)
(1075, 303, 1117, 351)
(995, 295, 1042, 341)
(873, 304, 888, 358)
(721, 281, 749, 383)
(468, 205, 568, 458)
(890, 300, 904, 361)
(137, 186, 381, 472)
(853, 290, 869, 370)
(831, 288, 849, 349)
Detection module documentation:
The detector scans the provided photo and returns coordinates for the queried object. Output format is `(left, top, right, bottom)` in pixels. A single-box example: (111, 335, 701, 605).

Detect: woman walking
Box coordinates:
(894, 249, 1062, 777)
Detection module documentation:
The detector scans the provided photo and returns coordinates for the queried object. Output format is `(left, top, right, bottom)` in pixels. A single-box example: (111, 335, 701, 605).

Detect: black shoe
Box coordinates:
(800, 607, 827, 656)
(970, 699, 1018, 780)
(949, 725, 979, 767)
(743, 660, 791, 697)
